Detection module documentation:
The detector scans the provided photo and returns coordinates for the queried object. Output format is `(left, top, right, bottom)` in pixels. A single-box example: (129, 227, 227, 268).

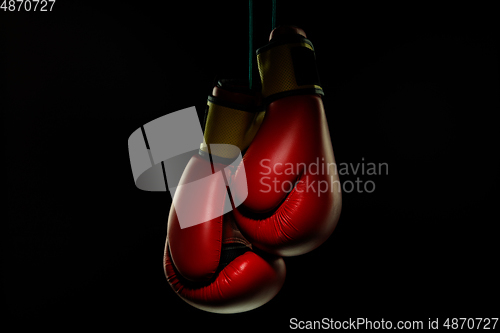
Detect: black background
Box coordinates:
(4, 1, 499, 330)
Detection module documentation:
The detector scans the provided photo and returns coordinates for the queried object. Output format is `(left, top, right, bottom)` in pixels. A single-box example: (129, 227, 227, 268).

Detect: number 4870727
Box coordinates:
(1, 0, 56, 11)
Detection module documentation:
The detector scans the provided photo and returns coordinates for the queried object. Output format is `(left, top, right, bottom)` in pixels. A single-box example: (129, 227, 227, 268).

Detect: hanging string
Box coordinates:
(248, 0, 254, 90)
(249, 0, 277, 90)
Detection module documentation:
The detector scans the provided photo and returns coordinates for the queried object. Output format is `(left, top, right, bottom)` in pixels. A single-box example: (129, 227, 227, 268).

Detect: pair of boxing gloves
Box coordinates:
(164, 26, 342, 313)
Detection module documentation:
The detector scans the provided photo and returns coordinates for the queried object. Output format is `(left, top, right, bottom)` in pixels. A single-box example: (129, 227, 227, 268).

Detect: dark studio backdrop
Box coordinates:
(4, 1, 499, 330)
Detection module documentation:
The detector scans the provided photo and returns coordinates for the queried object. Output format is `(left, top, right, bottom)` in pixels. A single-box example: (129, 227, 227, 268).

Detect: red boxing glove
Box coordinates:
(164, 80, 286, 313)
(232, 26, 342, 256)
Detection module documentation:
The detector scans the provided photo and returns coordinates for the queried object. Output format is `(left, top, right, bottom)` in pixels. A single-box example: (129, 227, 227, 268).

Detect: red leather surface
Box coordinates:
(269, 25, 306, 40)
(164, 243, 286, 314)
(232, 95, 342, 256)
(167, 154, 227, 282)
(212, 85, 257, 106)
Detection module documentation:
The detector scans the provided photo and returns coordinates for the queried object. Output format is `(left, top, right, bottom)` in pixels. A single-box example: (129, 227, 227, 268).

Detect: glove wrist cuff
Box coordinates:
(257, 31, 324, 105)
(201, 81, 265, 160)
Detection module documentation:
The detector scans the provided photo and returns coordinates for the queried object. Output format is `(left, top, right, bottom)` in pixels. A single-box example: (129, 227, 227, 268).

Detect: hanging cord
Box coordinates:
(249, 0, 277, 90)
